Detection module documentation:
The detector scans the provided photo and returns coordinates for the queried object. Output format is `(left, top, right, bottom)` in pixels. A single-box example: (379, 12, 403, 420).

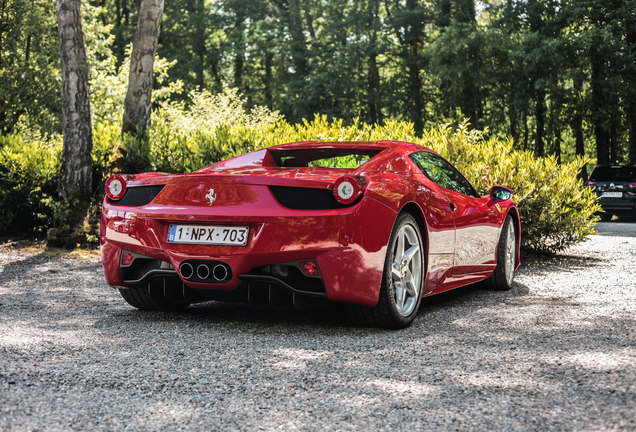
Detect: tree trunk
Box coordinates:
(190, 0, 206, 90)
(508, 106, 518, 146)
(384, 0, 425, 132)
(366, 0, 381, 125)
(574, 108, 587, 181)
(629, 104, 636, 164)
(437, 0, 451, 27)
(405, 0, 425, 133)
(0, 0, 5, 68)
(627, 26, 636, 163)
(522, 108, 529, 150)
(210, 50, 222, 92)
(302, 0, 315, 39)
(367, 51, 381, 124)
(24, 34, 31, 63)
(113, 0, 124, 67)
(264, 51, 273, 109)
(56, 0, 93, 205)
(454, 0, 476, 23)
(609, 94, 619, 164)
(232, 9, 245, 90)
(53, 0, 93, 247)
(287, 0, 308, 77)
(553, 127, 561, 163)
(590, 49, 610, 166)
(122, 0, 164, 137)
(535, 89, 545, 157)
(407, 60, 424, 134)
(573, 76, 585, 159)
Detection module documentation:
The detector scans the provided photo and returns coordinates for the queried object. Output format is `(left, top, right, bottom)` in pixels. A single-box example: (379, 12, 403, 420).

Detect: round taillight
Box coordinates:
(105, 174, 127, 201)
(332, 175, 365, 205)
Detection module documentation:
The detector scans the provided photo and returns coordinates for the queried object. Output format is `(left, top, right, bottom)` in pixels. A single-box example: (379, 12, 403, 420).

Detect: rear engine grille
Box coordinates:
(108, 185, 165, 206)
(269, 186, 345, 210)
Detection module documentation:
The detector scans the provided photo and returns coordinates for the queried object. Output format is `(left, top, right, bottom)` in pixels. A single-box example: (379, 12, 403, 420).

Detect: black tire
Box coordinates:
(347, 213, 424, 329)
(119, 284, 190, 312)
(599, 213, 613, 222)
(487, 215, 516, 291)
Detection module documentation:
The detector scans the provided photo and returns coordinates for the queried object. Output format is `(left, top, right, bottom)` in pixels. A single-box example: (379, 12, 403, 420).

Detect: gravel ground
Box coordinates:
(1, 227, 635, 431)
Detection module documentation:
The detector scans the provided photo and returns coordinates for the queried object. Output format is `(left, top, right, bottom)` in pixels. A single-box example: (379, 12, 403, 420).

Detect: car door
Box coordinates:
(409, 169, 456, 293)
(409, 151, 499, 276)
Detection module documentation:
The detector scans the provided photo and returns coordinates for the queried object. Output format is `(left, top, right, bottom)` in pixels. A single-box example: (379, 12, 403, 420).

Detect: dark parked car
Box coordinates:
(585, 165, 636, 221)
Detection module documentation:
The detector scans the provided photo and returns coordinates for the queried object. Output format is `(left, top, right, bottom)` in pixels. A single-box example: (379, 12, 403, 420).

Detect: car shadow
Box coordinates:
(0, 243, 602, 333)
(96, 278, 533, 336)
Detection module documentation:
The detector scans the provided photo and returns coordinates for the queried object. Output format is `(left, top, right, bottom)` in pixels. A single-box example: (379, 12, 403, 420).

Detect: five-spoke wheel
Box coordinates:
(390, 223, 422, 317)
(488, 214, 517, 291)
(347, 212, 424, 328)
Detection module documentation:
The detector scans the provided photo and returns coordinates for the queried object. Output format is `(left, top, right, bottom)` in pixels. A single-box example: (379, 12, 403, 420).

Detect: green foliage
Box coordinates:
(0, 0, 61, 134)
(0, 132, 61, 238)
(421, 123, 601, 252)
(90, 96, 599, 253)
(1, 83, 600, 251)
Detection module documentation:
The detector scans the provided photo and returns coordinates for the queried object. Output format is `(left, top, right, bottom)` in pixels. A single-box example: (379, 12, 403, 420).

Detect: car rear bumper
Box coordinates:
(100, 196, 397, 306)
(598, 198, 636, 213)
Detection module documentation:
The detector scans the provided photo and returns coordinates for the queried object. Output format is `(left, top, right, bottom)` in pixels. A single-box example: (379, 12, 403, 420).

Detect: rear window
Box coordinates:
(269, 148, 381, 169)
(590, 166, 636, 181)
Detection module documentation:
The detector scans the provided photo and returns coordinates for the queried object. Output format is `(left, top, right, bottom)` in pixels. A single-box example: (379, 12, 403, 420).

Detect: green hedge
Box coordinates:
(0, 132, 61, 238)
(0, 106, 600, 252)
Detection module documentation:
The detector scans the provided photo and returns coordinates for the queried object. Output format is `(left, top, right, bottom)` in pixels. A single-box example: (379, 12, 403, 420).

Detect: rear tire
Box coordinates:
(487, 215, 516, 291)
(119, 285, 190, 312)
(348, 213, 424, 329)
(599, 213, 613, 222)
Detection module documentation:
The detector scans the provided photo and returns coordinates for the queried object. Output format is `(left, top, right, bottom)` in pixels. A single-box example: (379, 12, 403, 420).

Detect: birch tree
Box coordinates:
(121, 0, 164, 137)
(56, 0, 93, 209)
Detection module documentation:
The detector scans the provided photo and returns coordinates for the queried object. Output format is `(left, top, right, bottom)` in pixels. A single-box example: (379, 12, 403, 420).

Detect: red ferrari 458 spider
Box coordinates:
(101, 140, 520, 328)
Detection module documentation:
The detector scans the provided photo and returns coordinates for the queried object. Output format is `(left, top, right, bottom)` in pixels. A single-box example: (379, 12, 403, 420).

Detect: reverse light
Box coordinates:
(105, 174, 127, 201)
(628, 182, 636, 188)
(120, 250, 134, 266)
(332, 175, 367, 205)
(298, 260, 320, 277)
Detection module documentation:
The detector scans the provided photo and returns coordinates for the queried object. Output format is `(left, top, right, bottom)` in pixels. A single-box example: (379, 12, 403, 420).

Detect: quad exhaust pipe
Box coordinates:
(212, 264, 228, 281)
(180, 261, 230, 283)
(180, 262, 194, 279)
(196, 264, 210, 280)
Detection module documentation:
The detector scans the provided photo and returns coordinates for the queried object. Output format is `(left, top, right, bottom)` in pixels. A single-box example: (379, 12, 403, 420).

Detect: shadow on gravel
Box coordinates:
(518, 253, 602, 278)
(95, 280, 531, 336)
(0, 251, 101, 285)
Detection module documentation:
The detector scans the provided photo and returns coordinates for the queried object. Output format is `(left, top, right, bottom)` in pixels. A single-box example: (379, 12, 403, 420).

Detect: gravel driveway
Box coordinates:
(1, 227, 635, 431)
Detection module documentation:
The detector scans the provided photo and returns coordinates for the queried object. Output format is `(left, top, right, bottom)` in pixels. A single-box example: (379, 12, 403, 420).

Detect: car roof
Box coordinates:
(269, 140, 429, 152)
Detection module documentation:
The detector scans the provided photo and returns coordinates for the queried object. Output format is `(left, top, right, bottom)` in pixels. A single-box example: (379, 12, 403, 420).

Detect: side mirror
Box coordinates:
(490, 185, 514, 202)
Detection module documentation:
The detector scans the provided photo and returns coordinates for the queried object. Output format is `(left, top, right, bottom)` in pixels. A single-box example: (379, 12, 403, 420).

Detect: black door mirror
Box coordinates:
(490, 186, 513, 202)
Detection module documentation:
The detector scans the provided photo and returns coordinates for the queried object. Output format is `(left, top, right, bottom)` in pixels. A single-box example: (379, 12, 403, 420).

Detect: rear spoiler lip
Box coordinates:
(122, 172, 348, 190)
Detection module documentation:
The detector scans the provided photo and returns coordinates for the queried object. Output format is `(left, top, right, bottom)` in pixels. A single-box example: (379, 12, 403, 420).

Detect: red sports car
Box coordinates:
(101, 140, 520, 328)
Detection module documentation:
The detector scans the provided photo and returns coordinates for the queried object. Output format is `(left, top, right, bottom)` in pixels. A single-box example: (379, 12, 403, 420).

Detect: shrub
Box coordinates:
(0, 89, 600, 252)
(420, 123, 601, 252)
(0, 132, 61, 238)
(146, 112, 600, 252)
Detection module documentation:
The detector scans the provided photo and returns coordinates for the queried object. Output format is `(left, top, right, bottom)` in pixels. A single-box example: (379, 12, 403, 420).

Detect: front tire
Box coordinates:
(487, 215, 516, 291)
(348, 213, 424, 329)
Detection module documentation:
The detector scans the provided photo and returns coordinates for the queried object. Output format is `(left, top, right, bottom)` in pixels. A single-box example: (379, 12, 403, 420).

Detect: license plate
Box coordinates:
(602, 192, 622, 198)
(167, 225, 249, 246)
